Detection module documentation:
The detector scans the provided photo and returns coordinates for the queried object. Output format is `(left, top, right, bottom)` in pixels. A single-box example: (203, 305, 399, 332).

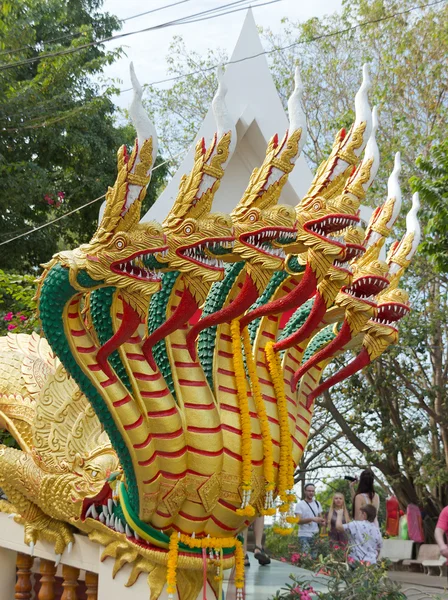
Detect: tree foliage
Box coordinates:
(0, 0, 168, 271)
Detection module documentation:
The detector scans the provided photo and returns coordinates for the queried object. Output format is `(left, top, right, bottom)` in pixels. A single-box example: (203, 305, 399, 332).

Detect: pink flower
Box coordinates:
(57, 191, 65, 199)
(280, 557, 287, 562)
(7, 324, 17, 330)
(291, 553, 301, 563)
(3, 312, 13, 321)
(334, 545, 340, 550)
(18, 315, 27, 322)
(347, 557, 355, 563)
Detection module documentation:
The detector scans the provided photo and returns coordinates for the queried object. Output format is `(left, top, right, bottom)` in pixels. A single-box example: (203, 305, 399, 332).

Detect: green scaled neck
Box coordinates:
(301, 322, 341, 364)
(247, 270, 289, 344)
(197, 262, 244, 389)
(38, 263, 139, 513)
(147, 271, 180, 400)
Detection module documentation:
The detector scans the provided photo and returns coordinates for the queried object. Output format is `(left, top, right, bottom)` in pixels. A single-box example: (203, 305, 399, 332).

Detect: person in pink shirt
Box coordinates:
(434, 507, 448, 561)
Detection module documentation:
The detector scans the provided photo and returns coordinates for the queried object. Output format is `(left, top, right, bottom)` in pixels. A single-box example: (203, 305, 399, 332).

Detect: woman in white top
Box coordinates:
(350, 469, 380, 525)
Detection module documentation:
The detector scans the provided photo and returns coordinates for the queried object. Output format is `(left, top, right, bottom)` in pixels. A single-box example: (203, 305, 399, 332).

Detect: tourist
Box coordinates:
(243, 516, 271, 567)
(295, 483, 326, 553)
(350, 469, 380, 525)
(327, 492, 350, 548)
(434, 506, 448, 562)
(336, 504, 383, 564)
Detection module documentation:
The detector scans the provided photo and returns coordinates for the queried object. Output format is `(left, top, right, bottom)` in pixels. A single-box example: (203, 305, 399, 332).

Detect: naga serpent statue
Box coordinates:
(0, 62, 420, 599)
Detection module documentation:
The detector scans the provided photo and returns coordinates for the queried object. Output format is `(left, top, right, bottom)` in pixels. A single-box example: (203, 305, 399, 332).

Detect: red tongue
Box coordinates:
(304, 347, 370, 408)
(273, 292, 327, 352)
(186, 274, 259, 360)
(142, 286, 199, 371)
(96, 299, 141, 379)
(291, 320, 352, 391)
(239, 263, 318, 330)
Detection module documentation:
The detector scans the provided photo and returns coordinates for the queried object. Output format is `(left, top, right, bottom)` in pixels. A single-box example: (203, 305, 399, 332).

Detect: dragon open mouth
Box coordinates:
(333, 243, 365, 273)
(81, 483, 138, 539)
(343, 274, 389, 305)
(370, 301, 410, 328)
(305, 214, 359, 247)
(111, 247, 168, 282)
(240, 227, 297, 258)
(177, 237, 234, 270)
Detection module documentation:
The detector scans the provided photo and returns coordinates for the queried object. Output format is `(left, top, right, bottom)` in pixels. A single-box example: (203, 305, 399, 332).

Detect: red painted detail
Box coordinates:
(178, 379, 207, 387)
(172, 343, 188, 349)
(187, 425, 222, 434)
(267, 415, 280, 426)
(258, 377, 273, 387)
(178, 511, 207, 522)
(138, 446, 188, 466)
(187, 446, 223, 457)
(96, 300, 140, 379)
(113, 395, 132, 407)
(240, 264, 317, 329)
(88, 364, 102, 372)
(126, 353, 146, 361)
(221, 424, 262, 441)
(256, 360, 266, 368)
(292, 437, 304, 450)
(68, 312, 79, 318)
(174, 361, 200, 368)
(175, 290, 184, 298)
(70, 329, 85, 337)
(186, 274, 259, 359)
(268, 315, 278, 322)
(183, 402, 214, 410)
(128, 335, 142, 343)
(218, 498, 238, 512)
(123, 414, 144, 431)
(284, 365, 295, 375)
(288, 354, 302, 366)
(141, 389, 170, 398)
(262, 331, 276, 340)
(223, 447, 242, 461)
(134, 433, 153, 449)
(156, 510, 171, 519)
(296, 425, 307, 436)
(308, 372, 317, 383)
(274, 293, 326, 352)
(217, 367, 235, 377)
(143, 286, 199, 370)
(147, 407, 178, 418)
(76, 345, 96, 353)
(100, 377, 117, 388)
(299, 401, 312, 414)
(218, 350, 233, 359)
(303, 381, 313, 392)
(69, 299, 79, 306)
(116, 313, 123, 320)
(220, 333, 232, 342)
(218, 385, 238, 395)
(297, 413, 310, 425)
(152, 428, 183, 440)
(262, 394, 276, 404)
(220, 403, 238, 413)
(134, 372, 162, 382)
(210, 514, 238, 532)
(292, 320, 352, 391)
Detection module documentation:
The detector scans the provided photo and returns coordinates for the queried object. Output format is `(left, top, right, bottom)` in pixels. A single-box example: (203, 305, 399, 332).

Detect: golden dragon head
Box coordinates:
(42, 65, 168, 320)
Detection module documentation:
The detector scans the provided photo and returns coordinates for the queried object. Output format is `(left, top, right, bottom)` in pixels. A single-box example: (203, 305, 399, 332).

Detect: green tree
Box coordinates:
(0, 0, 168, 271)
(410, 140, 448, 273)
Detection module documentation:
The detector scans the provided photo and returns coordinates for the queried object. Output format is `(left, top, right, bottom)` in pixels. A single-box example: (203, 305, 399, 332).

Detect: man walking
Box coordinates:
(295, 483, 326, 553)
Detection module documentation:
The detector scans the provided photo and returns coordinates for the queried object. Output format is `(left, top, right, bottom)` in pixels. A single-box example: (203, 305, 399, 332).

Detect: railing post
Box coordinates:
(15, 553, 34, 600)
(61, 564, 80, 600)
(38, 559, 57, 600)
(85, 571, 98, 600)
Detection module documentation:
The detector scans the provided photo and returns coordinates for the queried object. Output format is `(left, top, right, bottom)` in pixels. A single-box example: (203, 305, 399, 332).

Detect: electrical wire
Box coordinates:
(0, 150, 186, 246)
(0, 0, 280, 72)
(0, 0, 197, 58)
(1, 0, 444, 131)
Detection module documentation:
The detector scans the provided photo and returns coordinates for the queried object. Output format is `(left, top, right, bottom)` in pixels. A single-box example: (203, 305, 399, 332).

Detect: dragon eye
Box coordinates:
(184, 226, 192, 234)
(115, 238, 126, 250)
(91, 471, 98, 478)
(313, 202, 322, 211)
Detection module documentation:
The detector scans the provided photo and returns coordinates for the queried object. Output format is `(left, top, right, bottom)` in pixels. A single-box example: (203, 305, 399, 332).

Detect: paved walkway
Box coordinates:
(389, 571, 448, 599)
(243, 552, 329, 599)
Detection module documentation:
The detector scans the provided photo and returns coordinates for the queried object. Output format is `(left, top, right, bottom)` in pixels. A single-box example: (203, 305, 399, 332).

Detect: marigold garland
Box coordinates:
(230, 319, 255, 515)
(234, 539, 245, 599)
(166, 531, 179, 599)
(265, 342, 296, 510)
(241, 326, 276, 513)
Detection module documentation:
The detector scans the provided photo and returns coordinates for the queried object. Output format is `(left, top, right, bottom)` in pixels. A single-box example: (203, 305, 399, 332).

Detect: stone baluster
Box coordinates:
(15, 553, 34, 600)
(38, 559, 57, 600)
(61, 565, 80, 600)
(85, 571, 99, 600)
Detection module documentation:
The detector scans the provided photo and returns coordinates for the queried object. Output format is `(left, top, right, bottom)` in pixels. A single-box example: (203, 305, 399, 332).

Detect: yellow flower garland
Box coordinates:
(166, 531, 179, 599)
(241, 326, 276, 515)
(230, 319, 255, 516)
(265, 342, 296, 509)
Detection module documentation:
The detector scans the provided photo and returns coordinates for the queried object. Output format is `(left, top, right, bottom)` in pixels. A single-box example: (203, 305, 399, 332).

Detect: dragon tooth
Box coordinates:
(99, 512, 105, 523)
(105, 515, 111, 527)
(126, 524, 132, 538)
(108, 498, 113, 514)
(91, 505, 98, 519)
(116, 518, 124, 533)
(102, 504, 109, 516)
(134, 531, 140, 541)
(86, 505, 93, 518)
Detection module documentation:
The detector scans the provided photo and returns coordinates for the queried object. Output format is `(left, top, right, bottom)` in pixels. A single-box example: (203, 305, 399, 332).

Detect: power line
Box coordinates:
(0, 151, 186, 247)
(1, 0, 444, 131)
(0, 0, 279, 72)
(0, 0, 197, 58)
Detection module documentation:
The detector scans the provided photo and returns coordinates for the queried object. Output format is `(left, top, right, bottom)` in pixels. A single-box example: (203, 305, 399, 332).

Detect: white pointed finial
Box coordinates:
(288, 66, 307, 155)
(385, 152, 402, 229)
(405, 192, 421, 257)
(352, 63, 372, 156)
(129, 62, 158, 163)
(211, 64, 236, 162)
(359, 106, 380, 191)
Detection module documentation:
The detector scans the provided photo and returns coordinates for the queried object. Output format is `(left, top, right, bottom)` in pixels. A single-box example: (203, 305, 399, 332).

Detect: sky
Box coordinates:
(102, 0, 343, 108)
